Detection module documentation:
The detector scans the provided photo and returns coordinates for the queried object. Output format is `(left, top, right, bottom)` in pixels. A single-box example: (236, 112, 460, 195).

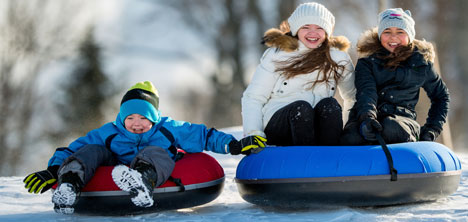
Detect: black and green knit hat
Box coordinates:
(119, 81, 160, 123)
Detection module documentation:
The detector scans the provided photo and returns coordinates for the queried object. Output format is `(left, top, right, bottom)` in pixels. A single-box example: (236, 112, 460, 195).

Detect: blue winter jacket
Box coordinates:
(48, 116, 235, 167)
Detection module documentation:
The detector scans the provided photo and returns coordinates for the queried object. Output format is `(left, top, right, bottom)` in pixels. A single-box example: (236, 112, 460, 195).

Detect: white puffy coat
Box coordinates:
(242, 40, 356, 137)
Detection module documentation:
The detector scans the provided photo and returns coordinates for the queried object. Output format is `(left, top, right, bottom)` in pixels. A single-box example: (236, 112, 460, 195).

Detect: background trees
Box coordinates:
(159, 0, 299, 127)
(48, 28, 116, 145)
(0, 0, 95, 175)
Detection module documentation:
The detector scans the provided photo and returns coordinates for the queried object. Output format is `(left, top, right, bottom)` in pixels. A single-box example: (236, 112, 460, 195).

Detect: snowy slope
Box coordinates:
(1, 153, 467, 221)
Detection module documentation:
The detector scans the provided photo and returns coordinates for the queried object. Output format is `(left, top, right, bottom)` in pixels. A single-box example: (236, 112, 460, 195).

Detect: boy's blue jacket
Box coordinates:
(48, 116, 235, 167)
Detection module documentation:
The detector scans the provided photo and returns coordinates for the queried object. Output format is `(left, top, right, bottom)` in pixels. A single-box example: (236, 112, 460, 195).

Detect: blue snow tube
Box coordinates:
(235, 142, 462, 207)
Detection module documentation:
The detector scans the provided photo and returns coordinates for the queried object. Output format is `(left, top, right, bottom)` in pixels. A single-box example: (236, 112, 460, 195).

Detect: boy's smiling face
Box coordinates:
(380, 27, 410, 52)
(124, 114, 153, 134)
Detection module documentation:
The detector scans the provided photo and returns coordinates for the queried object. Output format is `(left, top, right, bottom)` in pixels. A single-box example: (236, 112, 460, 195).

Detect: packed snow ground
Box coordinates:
(1, 129, 467, 221)
(2, 153, 467, 221)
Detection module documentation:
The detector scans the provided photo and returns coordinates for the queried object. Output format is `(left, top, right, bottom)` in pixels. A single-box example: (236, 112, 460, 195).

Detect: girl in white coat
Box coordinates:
(242, 2, 356, 146)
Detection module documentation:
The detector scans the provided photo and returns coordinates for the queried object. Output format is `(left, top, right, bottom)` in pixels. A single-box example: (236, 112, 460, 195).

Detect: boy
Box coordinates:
(24, 81, 266, 214)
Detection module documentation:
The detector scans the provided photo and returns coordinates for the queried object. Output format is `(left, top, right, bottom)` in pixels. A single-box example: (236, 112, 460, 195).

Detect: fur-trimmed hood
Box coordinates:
(262, 28, 350, 52)
(356, 28, 435, 63)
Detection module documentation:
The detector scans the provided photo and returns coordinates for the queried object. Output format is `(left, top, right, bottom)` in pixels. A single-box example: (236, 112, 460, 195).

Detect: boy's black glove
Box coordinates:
(23, 165, 59, 194)
(420, 125, 440, 141)
(360, 117, 383, 141)
(229, 135, 267, 155)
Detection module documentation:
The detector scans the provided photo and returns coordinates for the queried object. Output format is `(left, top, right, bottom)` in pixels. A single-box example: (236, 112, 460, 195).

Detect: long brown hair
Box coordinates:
(274, 21, 345, 88)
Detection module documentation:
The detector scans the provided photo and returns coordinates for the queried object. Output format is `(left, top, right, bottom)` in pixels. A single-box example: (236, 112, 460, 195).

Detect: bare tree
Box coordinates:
(437, 0, 468, 148)
(0, 0, 90, 175)
(154, 0, 299, 128)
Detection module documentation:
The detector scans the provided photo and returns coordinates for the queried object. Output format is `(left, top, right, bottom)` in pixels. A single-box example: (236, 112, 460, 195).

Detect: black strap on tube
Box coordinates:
(375, 133, 398, 181)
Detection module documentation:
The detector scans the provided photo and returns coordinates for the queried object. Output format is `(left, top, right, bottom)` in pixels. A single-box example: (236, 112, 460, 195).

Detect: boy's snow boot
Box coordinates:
(52, 172, 83, 214)
(112, 162, 157, 208)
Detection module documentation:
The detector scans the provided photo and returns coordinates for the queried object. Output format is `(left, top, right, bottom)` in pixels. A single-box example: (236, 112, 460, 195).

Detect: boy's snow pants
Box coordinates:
(57, 145, 175, 188)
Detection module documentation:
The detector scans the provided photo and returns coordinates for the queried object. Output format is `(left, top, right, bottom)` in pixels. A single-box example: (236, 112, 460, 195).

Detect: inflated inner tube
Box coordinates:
(65, 152, 224, 215)
(235, 142, 462, 207)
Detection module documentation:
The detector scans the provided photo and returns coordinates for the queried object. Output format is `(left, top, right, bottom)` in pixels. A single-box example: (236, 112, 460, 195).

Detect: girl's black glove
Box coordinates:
(360, 117, 383, 141)
(420, 125, 440, 141)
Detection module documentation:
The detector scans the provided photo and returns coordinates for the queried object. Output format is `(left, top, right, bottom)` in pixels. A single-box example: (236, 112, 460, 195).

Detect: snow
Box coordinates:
(1, 149, 467, 221)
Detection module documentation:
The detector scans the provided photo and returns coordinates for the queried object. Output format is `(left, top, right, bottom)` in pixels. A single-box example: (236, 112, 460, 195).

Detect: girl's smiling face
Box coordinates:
(124, 114, 153, 134)
(297, 24, 326, 49)
(380, 27, 410, 52)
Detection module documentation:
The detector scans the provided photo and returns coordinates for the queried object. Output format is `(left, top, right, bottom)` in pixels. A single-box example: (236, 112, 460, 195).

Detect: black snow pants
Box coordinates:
(264, 98, 343, 146)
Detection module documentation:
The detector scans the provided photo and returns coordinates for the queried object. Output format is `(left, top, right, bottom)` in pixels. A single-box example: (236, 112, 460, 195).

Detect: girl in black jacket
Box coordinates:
(341, 8, 449, 145)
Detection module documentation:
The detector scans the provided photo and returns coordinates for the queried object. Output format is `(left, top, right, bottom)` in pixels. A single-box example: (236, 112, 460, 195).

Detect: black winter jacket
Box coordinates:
(352, 29, 449, 132)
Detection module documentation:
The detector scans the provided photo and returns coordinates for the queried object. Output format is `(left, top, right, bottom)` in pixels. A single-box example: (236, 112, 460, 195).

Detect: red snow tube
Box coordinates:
(64, 152, 224, 215)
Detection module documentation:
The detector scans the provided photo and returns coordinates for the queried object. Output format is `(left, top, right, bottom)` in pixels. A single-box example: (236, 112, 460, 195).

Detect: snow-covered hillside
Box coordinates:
(0, 150, 467, 221)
